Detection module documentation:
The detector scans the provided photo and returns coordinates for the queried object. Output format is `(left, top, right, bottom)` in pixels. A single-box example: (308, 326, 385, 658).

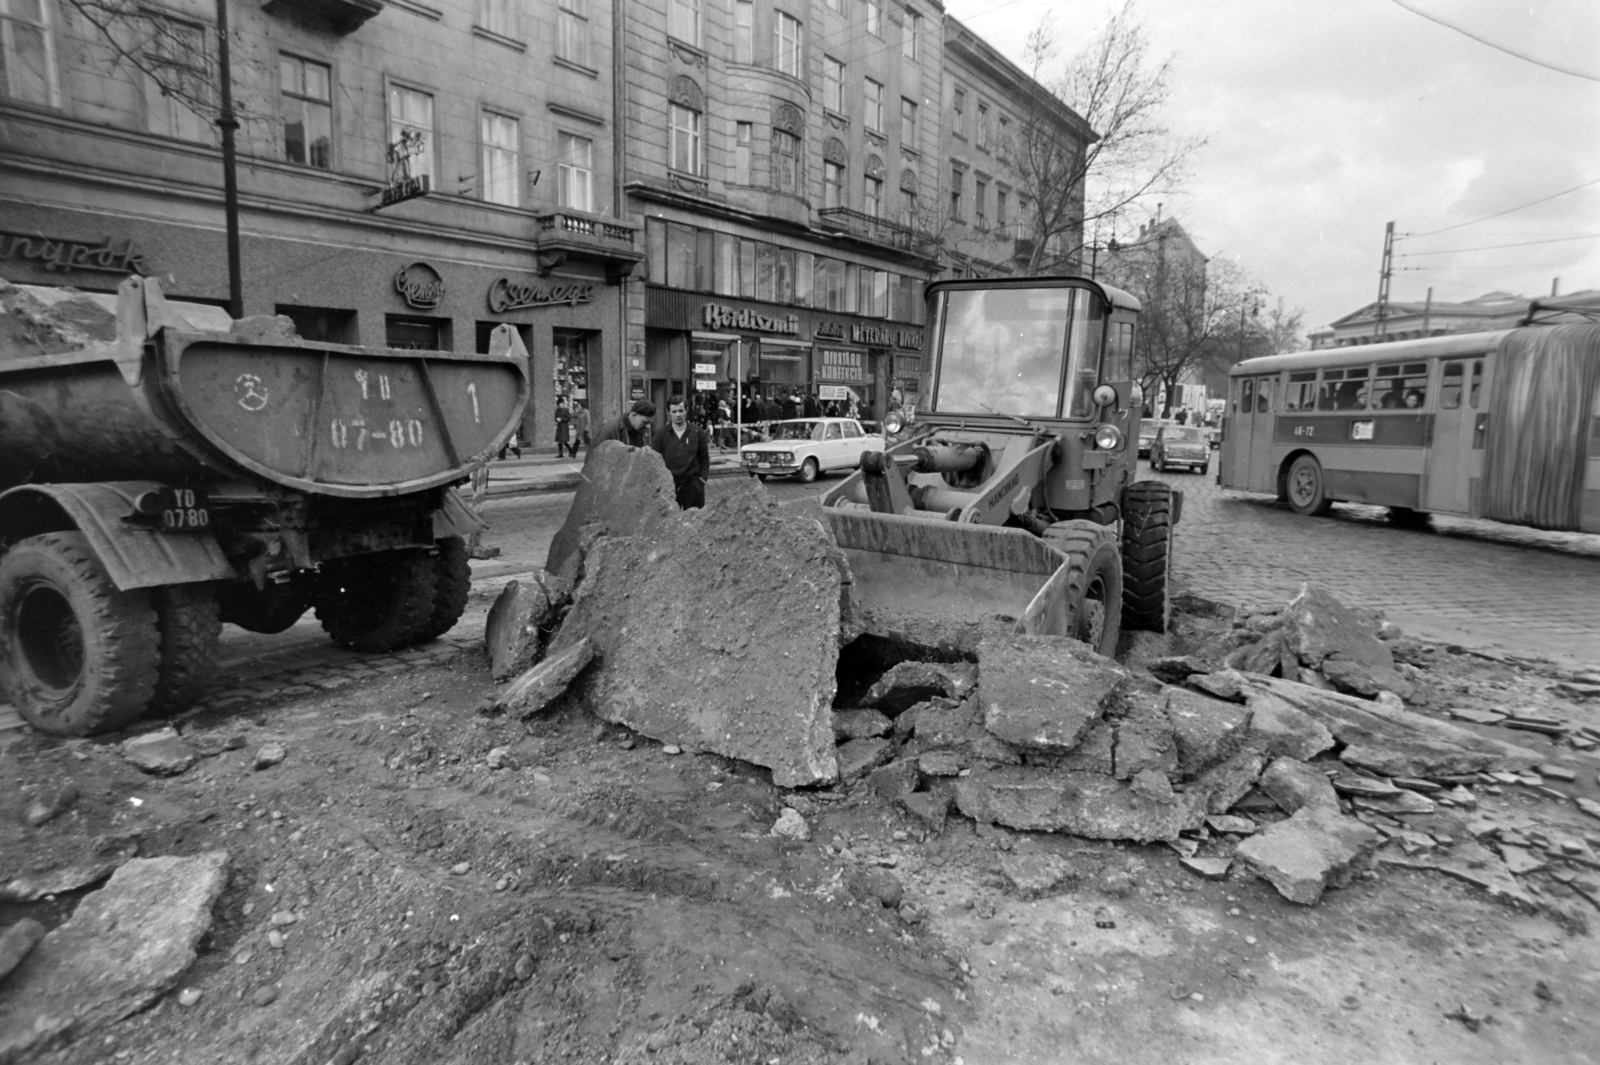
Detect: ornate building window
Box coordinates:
(899, 169, 919, 228)
(771, 103, 802, 193)
(822, 137, 847, 209)
(863, 77, 883, 133)
(668, 76, 704, 174)
(822, 55, 843, 112)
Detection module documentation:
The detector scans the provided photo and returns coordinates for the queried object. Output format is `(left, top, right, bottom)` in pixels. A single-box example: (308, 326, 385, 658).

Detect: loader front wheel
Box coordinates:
(315, 549, 437, 653)
(0, 532, 160, 736)
(1041, 520, 1123, 657)
(1121, 481, 1174, 634)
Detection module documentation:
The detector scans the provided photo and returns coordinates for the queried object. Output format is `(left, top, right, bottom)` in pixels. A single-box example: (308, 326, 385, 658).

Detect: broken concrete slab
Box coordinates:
(978, 634, 1128, 751)
(836, 737, 893, 780)
(1321, 658, 1414, 701)
(484, 572, 568, 681)
(1281, 583, 1397, 675)
(834, 708, 893, 741)
(547, 483, 845, 787)
(497, 637, 594, 717)
(1240, 688, 1335, 762)
(900, 790, 951, 832)
(1498, 844, 1546, 875)
(917, 750, 961, 777)
(955, 766, 1199, 842)
(1380, 840, 1537, 910)
(1113, 693, 1179, 781)
(545, 440, 678, 583)
(1195, 750, 1268, 816)
(1044, 719, 1115, 775)
(1190, 668, 1248, 703)
(863, 661, 976, 715)
(1163, 687, 1251, 775)
(120, 728, 196, 776)
(1180, 856, 1234, 880)
(1205, 814, 1258, 836)
(868, 759, 920, 802)
(1352, 789, 1437, 816)
(1259, 757, 1340, 814)
(0, 852, 228, 1061)
(1146, 655, 1216, 683)
(1233, 673, 1541, 778)
(1234, 806, 1379, 905)
(1332, 775, 1402, 798)
(0, 920, 44, 983)
(999, 852, 1079, 899)
(0, 846, 137, 904)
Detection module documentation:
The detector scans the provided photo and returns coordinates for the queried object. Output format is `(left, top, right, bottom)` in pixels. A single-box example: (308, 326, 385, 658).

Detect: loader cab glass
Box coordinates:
(930, 285, 1102, 420)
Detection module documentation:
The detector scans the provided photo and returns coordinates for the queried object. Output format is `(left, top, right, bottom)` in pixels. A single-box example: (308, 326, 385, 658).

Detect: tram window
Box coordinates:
(1468, 360, 1483, 409)
(1256, 376, 1275, 412)
(1237, 377, 1253, 413)
(1374, 362, 1429, 409)
(1440, 361, 1464, 410)
(1285, 371, 1317, 411)
(1317, 367, 1369, 411)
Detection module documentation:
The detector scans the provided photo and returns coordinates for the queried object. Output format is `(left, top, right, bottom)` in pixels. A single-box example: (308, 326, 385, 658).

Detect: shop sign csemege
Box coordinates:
(1, 231, 147, 275)
(395, 262, 444, 309)
(488, 276, 596, 312)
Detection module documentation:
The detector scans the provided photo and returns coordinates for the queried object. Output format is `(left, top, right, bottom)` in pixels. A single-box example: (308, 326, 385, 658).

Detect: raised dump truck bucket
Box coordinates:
(0, 277, 527, 498)
(825, 508, 1077, 656)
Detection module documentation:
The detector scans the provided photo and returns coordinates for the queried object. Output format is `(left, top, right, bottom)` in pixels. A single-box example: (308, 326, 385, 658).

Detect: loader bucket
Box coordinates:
(825, 508, 1074, 656)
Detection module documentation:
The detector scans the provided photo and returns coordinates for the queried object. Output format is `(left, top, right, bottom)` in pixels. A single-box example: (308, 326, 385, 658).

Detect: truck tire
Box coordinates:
(1041, 520, 1123, 657)
(413, 536, 471, 643)
(219, 579, 310, 635)
(149, 583, 223, 716)
(1121, 481, 1174, 634)
(0, 532, 160, 736)
(1286, 454, 1333, 516)
(315, 549, 437, 653)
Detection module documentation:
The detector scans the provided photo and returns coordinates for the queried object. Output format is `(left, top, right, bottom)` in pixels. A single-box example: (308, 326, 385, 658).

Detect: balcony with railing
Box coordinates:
(262, 0, 383, 34)
(816, 208, 940, 259)
(532, 210, 643, 278)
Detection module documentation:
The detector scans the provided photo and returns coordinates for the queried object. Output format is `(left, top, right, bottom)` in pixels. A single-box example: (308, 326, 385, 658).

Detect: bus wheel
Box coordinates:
(1387, 506, 1433, 530)
(1286, 455, 1333, 516)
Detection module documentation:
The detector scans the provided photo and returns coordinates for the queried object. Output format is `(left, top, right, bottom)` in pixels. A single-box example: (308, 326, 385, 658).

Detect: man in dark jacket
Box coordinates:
(803, 389, 821, 418)
(594, 400, 655, 448)
(653, 397, 710, 509)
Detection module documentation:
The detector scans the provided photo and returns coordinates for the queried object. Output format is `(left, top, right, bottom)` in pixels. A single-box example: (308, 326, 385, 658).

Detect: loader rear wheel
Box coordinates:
(1122, 481, 1174, 634)
(413, 536, 471, 643)
(315, 550, 437, 653)
(0, 532, 160, 736)
(149, 582, 223, 716)
(1041, 520, 1123, 658)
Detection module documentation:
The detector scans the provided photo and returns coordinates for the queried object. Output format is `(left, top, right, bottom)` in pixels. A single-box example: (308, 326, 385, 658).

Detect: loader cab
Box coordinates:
(919, 277, 1140, 515)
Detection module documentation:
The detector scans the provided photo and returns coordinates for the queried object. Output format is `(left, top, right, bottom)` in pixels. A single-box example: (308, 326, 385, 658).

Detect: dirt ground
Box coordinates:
(4, 584, 1600, 1064)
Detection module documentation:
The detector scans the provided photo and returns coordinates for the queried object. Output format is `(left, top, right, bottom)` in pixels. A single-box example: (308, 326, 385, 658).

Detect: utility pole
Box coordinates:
(1422, 286, 1432, 337)
(1374, 221, 1393, 340)
(214, 0, 243, 319)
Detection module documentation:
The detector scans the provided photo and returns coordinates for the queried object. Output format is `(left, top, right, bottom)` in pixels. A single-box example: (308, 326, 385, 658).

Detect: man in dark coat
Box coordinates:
(594, 400, 655, 448)
(554, 398, 573, 457)
(652, 397, 710, 509)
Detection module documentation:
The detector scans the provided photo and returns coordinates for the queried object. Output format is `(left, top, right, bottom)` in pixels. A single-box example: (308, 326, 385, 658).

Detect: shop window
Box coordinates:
(474, 320, 532, 355)
(794, 252, 813, 307)
(775, 247, 795, 304)
(144, 14, 212, 142)
(280, 54, 332, 169)
(714, 232, 739, 295)
(755, 242, 776, 302)
(1, 0, 58, 107)
(554, 329, 591, 403)
(665, 222, 696, 289)
(557, 0, 590, 67)
(481, 111, 520, 206)
(388, 84, 435, 183)
(278, 305, 357, 344)
(386, 315, 449, 351)
(558, 132, 593, 211)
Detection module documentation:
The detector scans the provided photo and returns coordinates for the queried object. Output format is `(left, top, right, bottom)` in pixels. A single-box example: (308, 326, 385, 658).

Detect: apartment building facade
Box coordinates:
(0, 0, 640, 450)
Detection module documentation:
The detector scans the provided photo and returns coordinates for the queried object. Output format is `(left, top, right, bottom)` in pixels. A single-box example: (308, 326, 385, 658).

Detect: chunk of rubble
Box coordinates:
(955, 766, 1200, 842)
(0, 852, 228, 1061)
(1240, 688, 1335, 762)
(900, 790, 951, 832)
(1180, 856, 1234, 880)
(1280, 584, 1413, 699)
(0, 846, 137, 904)
(868, 758, 920, 801)
(496, 637, 594, 717)
(1259, 757, 1339, 813)
(837, 737, 893, 780)
(484, 572, 569, 681)
(833, 708, 892, 741)
(547, 483, 845, 787)
(999, 852, 1078, 899)
(1331, 775, 1402, 798)
(1380, 840, 1536, 910)
(978, 634, 1128, 751)
(1351, 790, 1436, 816)
(1163, 687, 1251, 775)
(0, 920, 45, 983)
(1234, 806, 1379, 905)
(863, 661, 975, 714)
(1205, 814, 1258, 836)
(1146, 655, 1216, 683)
(544, 440, 678, 584)
(1227, 673, 1541, 777)
(1113, 693, 1179, 780)
(121, 729, 196, 776)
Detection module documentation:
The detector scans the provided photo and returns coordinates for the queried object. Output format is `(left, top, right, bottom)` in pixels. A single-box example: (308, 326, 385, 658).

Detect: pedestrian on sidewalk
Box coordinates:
(594, 400, 655, 447)
(653, 397, 710, 509)
(555, 398, 573, 457)
(572, 401, 590, 454)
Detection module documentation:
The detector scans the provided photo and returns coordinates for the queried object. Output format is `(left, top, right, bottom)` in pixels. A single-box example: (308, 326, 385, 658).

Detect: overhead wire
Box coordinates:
(1399, 176, 1600, 239)
(1388, 0, 1600, 82)
(1397, 234, 1600, 255)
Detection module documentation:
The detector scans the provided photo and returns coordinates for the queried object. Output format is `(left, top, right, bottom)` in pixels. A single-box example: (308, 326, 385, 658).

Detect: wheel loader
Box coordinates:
(821, 276, 1178, 657)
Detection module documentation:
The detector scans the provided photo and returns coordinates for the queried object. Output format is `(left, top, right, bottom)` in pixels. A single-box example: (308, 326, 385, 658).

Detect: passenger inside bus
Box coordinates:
(1403, 389, 1423, 408)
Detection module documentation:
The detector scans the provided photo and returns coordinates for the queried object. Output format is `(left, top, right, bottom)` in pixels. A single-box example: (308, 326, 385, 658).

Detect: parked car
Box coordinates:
(1137, 418, 1176, 458)
(1151, 424, 1211, 474)
(740, 418, 884, 483)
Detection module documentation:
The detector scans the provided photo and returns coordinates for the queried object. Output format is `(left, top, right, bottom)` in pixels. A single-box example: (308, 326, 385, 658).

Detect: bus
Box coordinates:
(1219, 322, 1600, 533)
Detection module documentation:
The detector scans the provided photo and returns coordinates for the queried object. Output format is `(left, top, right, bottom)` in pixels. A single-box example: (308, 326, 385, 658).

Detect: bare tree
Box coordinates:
(62, 1, 219, 119)
(1005, 1, 1206, 275)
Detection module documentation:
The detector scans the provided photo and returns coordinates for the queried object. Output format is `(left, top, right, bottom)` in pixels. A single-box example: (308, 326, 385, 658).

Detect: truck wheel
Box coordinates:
(219, 579, 310, 635)
(413, 536, 471, 643)
(149, 583, 223, 716)
(1041, 520, 1123, 657)
(1286, 454, 1333, 516)
(1121, 481, 1174, 634)
(0, 532, 159, 736)
(796, 457, 820, 484)
(315, 550, 437, 653)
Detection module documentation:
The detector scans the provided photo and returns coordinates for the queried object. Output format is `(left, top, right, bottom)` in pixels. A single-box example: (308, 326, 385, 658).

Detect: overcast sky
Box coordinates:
(942, 0, 1600, 338)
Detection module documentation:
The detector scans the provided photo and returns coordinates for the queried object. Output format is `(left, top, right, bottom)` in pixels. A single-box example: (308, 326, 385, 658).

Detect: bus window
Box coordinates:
(1256, 376, 1275, 413)
(1237, 377, 1254, 413)
(1374, 362, 1429, 409)
(1285, 371, 1316, 411)
(1440, 361, 1464, 410)
(1468, 360, 1483, 408)
(1318, 367, 1368, 411)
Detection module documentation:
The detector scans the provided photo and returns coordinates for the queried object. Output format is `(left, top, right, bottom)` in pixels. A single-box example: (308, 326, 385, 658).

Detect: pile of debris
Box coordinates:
(486, 443, 1576, 908)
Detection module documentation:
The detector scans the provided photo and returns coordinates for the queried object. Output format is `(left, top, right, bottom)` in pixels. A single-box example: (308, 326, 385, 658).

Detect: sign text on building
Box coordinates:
(395, 262, 444, 309)
(813, 321, 846, 340)
(850, 324, 924, 349)
(487, 276, 595, 312)
(1, 232, 147, 275)
(702, 303, 799, 335)
(819, 349, 865, 382)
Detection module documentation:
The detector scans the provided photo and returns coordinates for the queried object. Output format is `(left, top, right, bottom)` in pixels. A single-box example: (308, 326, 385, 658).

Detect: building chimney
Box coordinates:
(1551, 277, 1561, 297)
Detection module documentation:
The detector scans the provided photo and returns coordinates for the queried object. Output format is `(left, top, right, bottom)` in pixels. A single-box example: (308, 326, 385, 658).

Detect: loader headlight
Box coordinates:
(883, 411, 905, 435)
(1093, 424, 1123, 450)
(1092, 384, 1117, 408)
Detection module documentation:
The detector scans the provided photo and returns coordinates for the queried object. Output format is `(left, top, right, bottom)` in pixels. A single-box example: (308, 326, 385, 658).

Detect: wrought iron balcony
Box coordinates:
(816, 208, 939, 257)
(261, 0, 382, 34)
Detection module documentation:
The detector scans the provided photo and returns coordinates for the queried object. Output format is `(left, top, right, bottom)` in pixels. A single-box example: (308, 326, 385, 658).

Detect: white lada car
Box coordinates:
(740, 417, 885, 483)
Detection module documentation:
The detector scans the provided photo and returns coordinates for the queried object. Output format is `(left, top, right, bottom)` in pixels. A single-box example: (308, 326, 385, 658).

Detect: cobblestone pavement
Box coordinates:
(1154, 460, 1600, 670)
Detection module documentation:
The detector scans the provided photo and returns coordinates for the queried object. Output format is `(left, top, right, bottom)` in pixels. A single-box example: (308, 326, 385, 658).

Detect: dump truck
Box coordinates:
(822, 276, 1177, 657)
(0, 276, 527, 736)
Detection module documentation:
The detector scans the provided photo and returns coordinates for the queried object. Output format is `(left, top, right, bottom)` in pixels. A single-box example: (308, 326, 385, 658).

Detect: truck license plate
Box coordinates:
(159, 487, 211, 532)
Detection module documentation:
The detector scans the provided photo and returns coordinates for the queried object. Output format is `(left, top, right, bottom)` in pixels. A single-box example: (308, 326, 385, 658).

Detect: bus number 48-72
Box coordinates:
(1294, 425, 1315, 438)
